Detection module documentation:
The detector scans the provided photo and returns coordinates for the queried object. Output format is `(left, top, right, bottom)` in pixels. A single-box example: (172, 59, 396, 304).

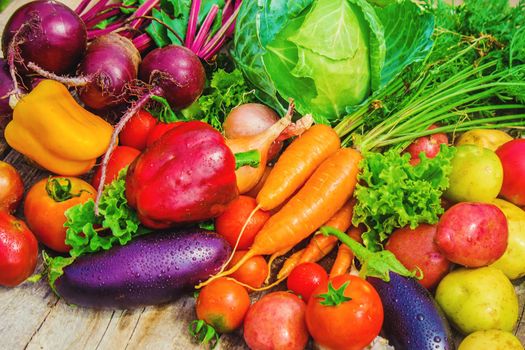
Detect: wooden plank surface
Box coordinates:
(0, 0, 524, 349)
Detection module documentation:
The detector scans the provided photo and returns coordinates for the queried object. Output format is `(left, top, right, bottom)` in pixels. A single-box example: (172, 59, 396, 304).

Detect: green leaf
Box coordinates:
(150, 95, 184, 123)
(196, 69, 255, 130)
(352, 145, 455, 251)
(189, 320, 220, 349)
(198, 220, 215, 231)
(375, 0, 434, 88)
(320, 226, 417, 281)
(43, 251, 76, 295)
(145, 0, 225, 48)
(317, 281, 352, 306)
(146, 8, 172, 47)
(64, 168, 148, 258)
(0, 0, 9, 12)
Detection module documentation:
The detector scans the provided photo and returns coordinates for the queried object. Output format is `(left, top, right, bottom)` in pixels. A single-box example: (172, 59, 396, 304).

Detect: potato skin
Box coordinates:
(455, 129, 513, 151)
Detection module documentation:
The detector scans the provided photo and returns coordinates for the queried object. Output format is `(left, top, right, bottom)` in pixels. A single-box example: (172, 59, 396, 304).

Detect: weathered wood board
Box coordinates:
(0, 0, 523, 349)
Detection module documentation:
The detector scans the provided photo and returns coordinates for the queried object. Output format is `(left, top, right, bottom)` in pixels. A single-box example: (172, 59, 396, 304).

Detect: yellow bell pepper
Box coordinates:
(4, 80, 113, 176)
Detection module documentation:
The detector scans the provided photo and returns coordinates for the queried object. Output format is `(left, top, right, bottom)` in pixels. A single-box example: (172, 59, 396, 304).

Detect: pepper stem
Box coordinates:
(234, 150, 260, 170)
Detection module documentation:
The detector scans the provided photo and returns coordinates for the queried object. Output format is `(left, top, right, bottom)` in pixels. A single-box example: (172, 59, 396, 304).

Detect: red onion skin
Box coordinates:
(2, 0, 87, 75)
(139, 45, 206, 110)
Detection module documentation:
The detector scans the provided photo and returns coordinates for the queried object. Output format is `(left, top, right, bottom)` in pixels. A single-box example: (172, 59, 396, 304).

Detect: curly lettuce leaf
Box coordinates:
(64, 169, 148, 257)
(197, 69, 255, 130)
(353, 145, 456, 251)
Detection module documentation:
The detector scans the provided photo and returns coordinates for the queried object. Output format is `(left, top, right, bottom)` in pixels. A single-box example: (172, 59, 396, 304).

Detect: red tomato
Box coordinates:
(196, 277, 250, 333)
(243, 291, 308, 350)
(306, 274, 384, 350)
(24, 177, 96, 252)
(0, 212, 38, 287)
(145, 122, 183, 147)
(287, 262, 328, 302)
(229, 251, 269, 289)
(91, 146, 141, 190)
(120, 110, 157, 151)
(0, 161, 24, 213)
(215, 196, 270, 249)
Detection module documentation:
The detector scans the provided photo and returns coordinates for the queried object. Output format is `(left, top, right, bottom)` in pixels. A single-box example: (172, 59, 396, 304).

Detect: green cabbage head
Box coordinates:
(232, 0, 434, 123)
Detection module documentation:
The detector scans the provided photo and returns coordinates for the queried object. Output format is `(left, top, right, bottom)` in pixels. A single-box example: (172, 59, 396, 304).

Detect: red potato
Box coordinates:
(0, 161, 24, 213)
(243, 291, 309, 350)
(215, 195, 271, 250)
(436, 202, 508, 267)
(496, 139, 525, 206)
(91, 146, 141, 190)
(385, 224, 451, 289)
(406, 125, 448, 165)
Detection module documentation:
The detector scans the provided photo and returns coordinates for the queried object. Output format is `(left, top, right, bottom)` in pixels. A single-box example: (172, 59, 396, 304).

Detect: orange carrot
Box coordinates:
(197, 148, 362, 289)
(329, 225, 364, 278)
(276, 200, 355, 279)
(277, 249, 304, 280)
(256, 124, 341, 211)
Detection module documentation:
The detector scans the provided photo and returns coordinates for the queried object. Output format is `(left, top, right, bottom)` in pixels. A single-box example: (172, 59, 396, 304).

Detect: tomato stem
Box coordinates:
(46, 177, 90, 202)
(317, 281, 352, 307)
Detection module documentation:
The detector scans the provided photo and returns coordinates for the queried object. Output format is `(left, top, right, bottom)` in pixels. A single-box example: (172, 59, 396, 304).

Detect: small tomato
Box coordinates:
(306, 274, 384, 350)
(145, 122, 183, 147)
(215, 195, 270, 249)
(196, 277, 250, 333)
(24, 177, 95, 252)
(287, 262, 328, 302)
(0, 212, 38, 287)
(229, 251, 269, 289)
(91, 145, 141, 190)
(120, 110, 158, 151)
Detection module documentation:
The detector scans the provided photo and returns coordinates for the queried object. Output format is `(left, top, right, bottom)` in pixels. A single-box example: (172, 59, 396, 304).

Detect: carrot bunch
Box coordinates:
(197, 124, 363, 290)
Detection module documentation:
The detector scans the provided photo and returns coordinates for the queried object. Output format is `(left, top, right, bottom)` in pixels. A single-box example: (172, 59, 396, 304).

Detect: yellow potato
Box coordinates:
(455, 129, 513, 151)
(458, 330, 524, 350)
(490, 199, 525, 280)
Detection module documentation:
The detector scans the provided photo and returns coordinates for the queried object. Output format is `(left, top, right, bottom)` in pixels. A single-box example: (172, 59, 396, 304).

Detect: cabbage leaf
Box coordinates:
(232, 0, 434, 123)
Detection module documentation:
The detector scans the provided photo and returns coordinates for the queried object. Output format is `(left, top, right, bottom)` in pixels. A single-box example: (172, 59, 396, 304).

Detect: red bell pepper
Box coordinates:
(126, 121, 238, 229)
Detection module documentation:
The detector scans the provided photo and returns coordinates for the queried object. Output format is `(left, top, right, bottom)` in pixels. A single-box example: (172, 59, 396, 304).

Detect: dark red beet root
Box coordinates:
(2, 0, 87, 75)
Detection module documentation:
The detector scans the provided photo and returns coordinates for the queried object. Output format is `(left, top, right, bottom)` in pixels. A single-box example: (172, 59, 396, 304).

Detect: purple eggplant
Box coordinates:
(55, 229, 230, 309)
(368, 272, 454, 350)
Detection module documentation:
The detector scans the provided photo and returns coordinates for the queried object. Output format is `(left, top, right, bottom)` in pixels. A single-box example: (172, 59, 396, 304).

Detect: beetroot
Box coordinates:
(126, 121, 238, 229)
(139, 45, 206, 110)
(77, 33, 141, 109)
(0, 59, 14, 115)
(2, 0, 87, 75)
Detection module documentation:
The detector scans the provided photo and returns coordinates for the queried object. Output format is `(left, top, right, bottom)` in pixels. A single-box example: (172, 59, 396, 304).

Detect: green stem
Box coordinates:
(234, 150, 260, 170)
(320, 226, 417, 282)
